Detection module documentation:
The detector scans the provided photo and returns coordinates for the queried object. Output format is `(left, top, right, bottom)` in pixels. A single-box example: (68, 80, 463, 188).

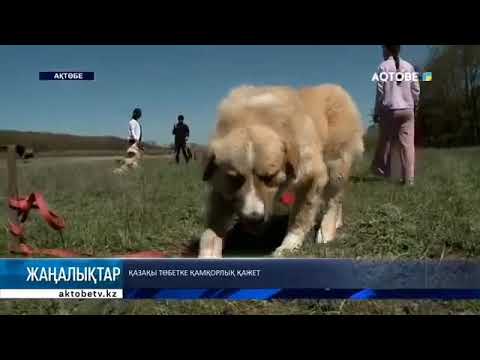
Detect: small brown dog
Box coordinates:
(199, 84, 364, 258)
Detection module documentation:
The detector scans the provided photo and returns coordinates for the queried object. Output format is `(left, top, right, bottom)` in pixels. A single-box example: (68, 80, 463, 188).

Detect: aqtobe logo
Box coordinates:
(371, 71, 432, 82)
(39, 71, 95, 81)
(422, 72, 432, 81)
(53, 72, 83, 80)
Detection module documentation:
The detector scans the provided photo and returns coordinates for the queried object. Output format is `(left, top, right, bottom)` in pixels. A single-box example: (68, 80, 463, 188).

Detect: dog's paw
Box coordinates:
(335, 217, 343, 230)
(273, 233, 303, 257)
(198, 255, 222, 259)
(272, 247, 288, 257)
(317, 227, 336, 243)
(272, 246, 299, 257)
(316, 229, 324, 244)
(199, 230, 223, 258)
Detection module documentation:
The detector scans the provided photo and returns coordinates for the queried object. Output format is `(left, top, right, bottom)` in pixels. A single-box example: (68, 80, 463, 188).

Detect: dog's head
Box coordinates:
(203, 125, 298, 225)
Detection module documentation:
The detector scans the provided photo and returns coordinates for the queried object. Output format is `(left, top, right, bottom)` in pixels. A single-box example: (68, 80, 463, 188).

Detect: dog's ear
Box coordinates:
(202, 152, 217, 181)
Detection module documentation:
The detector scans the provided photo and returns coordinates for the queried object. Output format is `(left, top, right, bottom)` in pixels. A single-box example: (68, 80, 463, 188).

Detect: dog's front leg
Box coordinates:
(273, 168, 328, 257)
(198, 190, 235, 259)
(316, 152, 352, 243)
(199, 229, 224, 258)
(316, 188, 344, 244)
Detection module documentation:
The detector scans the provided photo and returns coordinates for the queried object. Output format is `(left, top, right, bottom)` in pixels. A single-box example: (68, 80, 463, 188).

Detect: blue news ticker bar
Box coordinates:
(124, 259, 480, 289)
(1, 259, 480, 298)
(39, 71, 94, 80)
(124, 288, 480, 300)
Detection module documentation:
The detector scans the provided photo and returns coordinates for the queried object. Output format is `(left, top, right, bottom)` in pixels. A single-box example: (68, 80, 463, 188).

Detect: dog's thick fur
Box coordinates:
(199, 84, 364, 258)
(113, 143, 143, 174)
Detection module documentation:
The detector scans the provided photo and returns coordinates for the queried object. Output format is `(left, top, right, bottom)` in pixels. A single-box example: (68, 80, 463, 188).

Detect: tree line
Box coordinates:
(416, 45, 480, 147)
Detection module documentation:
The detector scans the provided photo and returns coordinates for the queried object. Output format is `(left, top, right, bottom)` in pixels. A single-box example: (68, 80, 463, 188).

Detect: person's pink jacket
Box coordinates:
(375, 56, 420, 114)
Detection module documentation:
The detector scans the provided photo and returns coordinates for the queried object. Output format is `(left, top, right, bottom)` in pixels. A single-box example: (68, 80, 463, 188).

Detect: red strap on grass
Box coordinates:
(8, 243, 169, 258)
(9, 192, 65, 232)
(9, 243, 85, 258)
(8, 222, 25, 237)
(7, 193, 168, 258)
(7, 191, 297, 258)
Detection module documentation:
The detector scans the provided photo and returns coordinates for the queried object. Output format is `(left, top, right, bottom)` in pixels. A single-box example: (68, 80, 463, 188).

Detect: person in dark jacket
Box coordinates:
(172, 115, 190, 164)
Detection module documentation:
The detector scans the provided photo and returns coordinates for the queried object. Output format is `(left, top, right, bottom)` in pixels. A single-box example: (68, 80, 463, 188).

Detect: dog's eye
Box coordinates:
(226, 171, 245, 188)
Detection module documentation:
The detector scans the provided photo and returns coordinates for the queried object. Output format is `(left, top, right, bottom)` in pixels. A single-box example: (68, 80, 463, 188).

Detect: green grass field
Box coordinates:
(1, 148, 480, 314)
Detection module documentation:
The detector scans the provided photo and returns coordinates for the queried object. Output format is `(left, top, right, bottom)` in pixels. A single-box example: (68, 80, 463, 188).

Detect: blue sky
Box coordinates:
(0, 45, 431, 145)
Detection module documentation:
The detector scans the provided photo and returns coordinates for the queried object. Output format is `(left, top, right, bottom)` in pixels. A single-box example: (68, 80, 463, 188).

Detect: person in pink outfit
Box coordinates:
(371, 45, 420, 186)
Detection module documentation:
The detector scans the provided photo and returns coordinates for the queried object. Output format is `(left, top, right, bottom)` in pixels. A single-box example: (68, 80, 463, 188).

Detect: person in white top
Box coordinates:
(128, 108, 143, 146)
(114, 108, 144, 174)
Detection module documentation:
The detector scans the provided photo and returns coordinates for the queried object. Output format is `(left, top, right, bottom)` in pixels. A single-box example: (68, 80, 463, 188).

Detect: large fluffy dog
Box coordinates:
(199, 84, 364, 258)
